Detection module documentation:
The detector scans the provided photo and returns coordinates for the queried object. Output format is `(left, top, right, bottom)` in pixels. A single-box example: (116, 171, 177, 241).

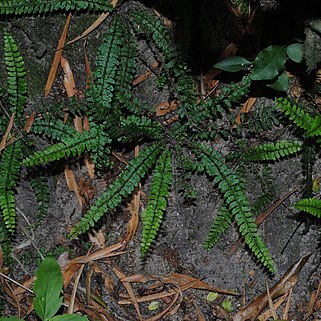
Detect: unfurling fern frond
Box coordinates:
(0, 0, 112, 14)
(69, 143, 163, 238)
(129, 7, 177, 68)
(141, 149, 172, 257)
(277, 98, 321, 137)
(204, 204, 233, 249)
(30, 174, 50, 223)
(3, 30, 27, 118)
(31, 116, 75, 141)
(293, 198, 321, 218)
(86, 16, 123, 120)
(0, 140, 23, 233)
(243, 140, 303, 161)
(196, 143, 275, 272)
(23, 129, 100, 167)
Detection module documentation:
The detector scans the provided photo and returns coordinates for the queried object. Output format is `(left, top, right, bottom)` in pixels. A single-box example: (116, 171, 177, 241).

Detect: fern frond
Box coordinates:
(293, 198, 321, 218)
(196, 143, 275, 272)
(204, 204, 233, 249)
(243, 140, 303, 161)
(69, 143, 163, 238)
(129, 7, 177, 68)
(277, 98, 321, 137)
(3, 30, 27, 118)
(0, 0, 112, 14)
(23, 129, 99, 167)
(30, 174, 50, 223)
(0, 140, 23, 233)
(86, 16, 123, 120)
(141, 149, 172, 257)
(31, 116, 75, 141)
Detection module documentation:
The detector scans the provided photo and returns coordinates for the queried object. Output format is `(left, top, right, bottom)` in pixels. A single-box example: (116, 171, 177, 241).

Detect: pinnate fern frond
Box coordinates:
(31, 116, 75, 141)
(293, 198, 321, 218)
(70, 143, 163, 238)
(129, 7, 177, 68)
(243, 140, 303, 161)
(3, 30, 27, 118)
(0, 140, 23, 233)
(0, 0, 112, 14)
(204, 204, 233, 249)
(277, 98, 321, 137)
(141, 149, 172, 257)
(86, 16, 123, 120)
(23, 129, 100, 167)
(196, 143, 275, 272)
(30, 174, 50, 223)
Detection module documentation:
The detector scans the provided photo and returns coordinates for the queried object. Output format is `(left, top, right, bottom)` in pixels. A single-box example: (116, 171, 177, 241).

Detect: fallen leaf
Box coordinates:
(23, 112, 35, 133)
(0, 112, 15, 152)
(64, 164, 84, 208)
(234, 97, 257, 127)
(61, 56, 77, 97)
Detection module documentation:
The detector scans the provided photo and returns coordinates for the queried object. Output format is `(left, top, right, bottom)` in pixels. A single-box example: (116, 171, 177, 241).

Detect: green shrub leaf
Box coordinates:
(49, 315, 88, 321)
(214, 56, 251, 72)
(267, 72, 289, 91)
(251, 45, 287, 80)
(285, 43, 304, 63)
(33, 257, 63, 321)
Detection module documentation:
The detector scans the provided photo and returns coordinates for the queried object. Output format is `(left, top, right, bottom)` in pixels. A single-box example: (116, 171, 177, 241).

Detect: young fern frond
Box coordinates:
(86, 16, 123, 120)
(204, 204, 233, 249)
(0, 140, 23, 233)
(243, 140, 303, 161)
(23, 129, 100, 167)
(277, 98, 321, 137)
(293, 198, 321, 218)
(69, 143, 163, 238)
(30, 174, 50, 223)
(0, 0, 112, 14)
(196, 143, 275, 272)
(31, 116, 75, 141)
(129, 7, 177, 68)
(141, 149, 172, 257)
(3, 30, 27, 118)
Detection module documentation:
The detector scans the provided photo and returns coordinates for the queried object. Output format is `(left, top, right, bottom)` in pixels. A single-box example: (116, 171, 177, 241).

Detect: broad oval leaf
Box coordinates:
(267, 72, 289, 92)
(251, 45, 287, 80)
(49, 315, 89, 321)
(34, 257, 63, 321)
(148, 301, 161, 311)
(214, 56, 251, 72)
(285, 43, 304, 63)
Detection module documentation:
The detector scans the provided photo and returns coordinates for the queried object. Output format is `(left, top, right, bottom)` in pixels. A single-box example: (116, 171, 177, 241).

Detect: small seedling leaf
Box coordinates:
(251, 45, 287, 80)
(221, 299, 233, 312)
(148, 301, 160, 311)
(206, 291, 218, 302)
(34, 257, 63, 321)
(49, 315, 89, 321)
(214, 56, 251, 72)
(285, 43, 304, 63)
(267, 72, 289, 92)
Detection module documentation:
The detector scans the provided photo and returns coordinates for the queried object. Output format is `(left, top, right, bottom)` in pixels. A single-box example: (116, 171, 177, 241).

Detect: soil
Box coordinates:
(1, 1, 321, 320)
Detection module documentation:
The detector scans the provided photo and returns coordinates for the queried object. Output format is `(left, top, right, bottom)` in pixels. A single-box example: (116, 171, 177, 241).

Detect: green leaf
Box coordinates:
(0, 317, 23, 321)
(222, 299, 233, 312)
(285, 43, 304, 63)
(306, 18, 321, 34)
(206, 292, 218, 302)
(214, 56, 251, 72)
(148, 301, 160, 311)
(251, 45, 287, 80)
(49, 315, 88, 321)
(33, 257, 63, 321)
(267, 72, 289, 91)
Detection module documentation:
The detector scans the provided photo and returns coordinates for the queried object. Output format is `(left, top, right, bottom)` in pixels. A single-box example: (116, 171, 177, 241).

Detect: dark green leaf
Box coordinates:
(285, 43, 304, 63)
(49, 315, 89, 321)
(214, 56, 251, 72)
(267, 72, 289, 91)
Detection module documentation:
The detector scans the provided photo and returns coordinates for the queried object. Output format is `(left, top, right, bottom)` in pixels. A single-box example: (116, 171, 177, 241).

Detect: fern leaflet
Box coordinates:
(3, 30, 27, 118)
(141, 149, 172, 257)
(293, 198, 321, 218)
(0, 0, 112, 14)
(70, 143, 163, 237)
(0, 140, 23, 233)
(196, 143, 275, 272)
(243, 140, 303, 161)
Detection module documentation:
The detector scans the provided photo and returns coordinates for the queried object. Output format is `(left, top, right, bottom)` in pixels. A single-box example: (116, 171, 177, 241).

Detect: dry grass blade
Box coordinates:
(233, 253, 311, 321)
(194, 300, 207, 321)
(282, 288, 292, 320)
(266, 280, 278, 319)
(304, 278, 321, 320)
(0, 112, 15, 152)
(45, 13, 71, 96)
(132, 61, 159, 86)
(61, 56, 77, 97)
(64, 164, 84, 208)
(257, 294, 288, 321)
(68, 264, 85, 314)
(113, 266, 142, 321)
